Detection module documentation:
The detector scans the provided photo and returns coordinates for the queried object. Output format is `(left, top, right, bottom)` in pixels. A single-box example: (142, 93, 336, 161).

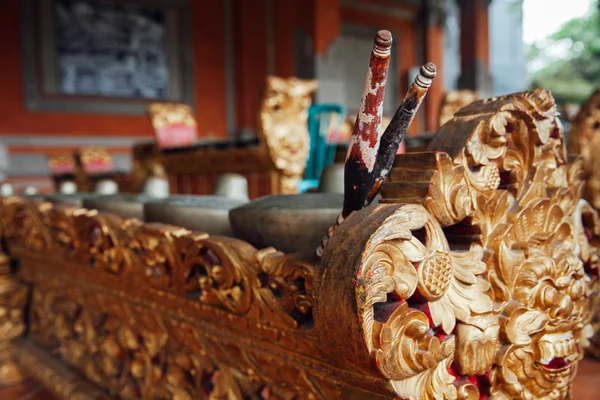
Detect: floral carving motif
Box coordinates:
(27, 278, 335, 400)
(4, 198, 315, 336)
(316, 89, 596, 400)
(354, 204, 493, 399)
(0, 197, 51, 253)
(2, 89, 596, 399)
(79, 213, 140, 274)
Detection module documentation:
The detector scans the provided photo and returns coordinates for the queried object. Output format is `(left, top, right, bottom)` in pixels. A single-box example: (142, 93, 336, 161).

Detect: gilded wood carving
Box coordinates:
(0, 198, 30, 386)
(0, 90, 596, 400)
(0, 253, 28, 386)
(439, 90, 480, 127)
(316, 89, 597, 399)
(567, 88, 600, 209)
(567, 88, 600, 358)
(159, 77, 316, 197)
(258, 76, 318, 194)
(147, 102, 198, 148)
(1, 197, 356, 399)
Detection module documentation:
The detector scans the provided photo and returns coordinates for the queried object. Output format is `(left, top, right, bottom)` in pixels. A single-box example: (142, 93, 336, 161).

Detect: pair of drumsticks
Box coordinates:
(317, 30, 436, 257)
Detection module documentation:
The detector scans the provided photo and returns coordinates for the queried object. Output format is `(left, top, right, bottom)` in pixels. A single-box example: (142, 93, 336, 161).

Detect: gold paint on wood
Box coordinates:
(159, 77, 316, 197)
(568, 88, 600, 209)
(0, 206, 29, 386)
(0, 90, 596, 399)
(438, 89, 480, 127)
(567, 88, 600, 359)
(316, 89, 595, 399)
(147, 103, 197, 131)
(258, 76, 318, 194)
(14, 341, 109, 399)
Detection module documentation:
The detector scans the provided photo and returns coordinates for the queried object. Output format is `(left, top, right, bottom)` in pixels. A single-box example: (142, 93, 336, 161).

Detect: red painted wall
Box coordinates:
(0, 0, 227, 138)
(0, 0, 437, 139)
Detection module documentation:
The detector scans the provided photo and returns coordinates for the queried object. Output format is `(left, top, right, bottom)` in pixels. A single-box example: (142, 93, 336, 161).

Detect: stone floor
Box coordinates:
(1, 358, 599, 399)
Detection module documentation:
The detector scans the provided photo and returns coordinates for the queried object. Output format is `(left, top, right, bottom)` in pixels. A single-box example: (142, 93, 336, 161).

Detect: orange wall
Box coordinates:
(0, 0, 435, 139)
(0, 0, 227, 138)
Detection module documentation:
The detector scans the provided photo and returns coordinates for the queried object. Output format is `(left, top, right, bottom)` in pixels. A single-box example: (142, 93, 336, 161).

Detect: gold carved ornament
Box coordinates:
(5, 198, 335, 399)
(146, 102, 198, 150)
(568, 88, 600, 209)
(315, 89, 596, 400)
(258, 76, 318, 194)
(147, 102, 197, 132)
(567, 88, 600, 358)
(47, 153, 77, 175)
(0, 197, 30, 386)
(76, 147, 114, 173)
(439, 90, 480, 128)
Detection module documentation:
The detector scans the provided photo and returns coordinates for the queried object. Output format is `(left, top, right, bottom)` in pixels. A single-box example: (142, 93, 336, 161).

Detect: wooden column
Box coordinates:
(458, 0, 492, 95)
(423, 1, 446, 132)
(313, 0, 340, 56)
(233, 0, 268, 136)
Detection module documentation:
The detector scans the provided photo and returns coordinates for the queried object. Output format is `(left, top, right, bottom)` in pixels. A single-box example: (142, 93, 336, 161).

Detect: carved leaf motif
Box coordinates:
(424, 153, 472, 226)
(356, 205, 427, 353)
(502, 305, 549, 346)
(76, 212, 135, 274)
(389, 357, 458, 400)
(179, 237, 255, 314)
(377, 302, 454, 381)
(253, 248, 314, 329)
(131, 224, 190, 290)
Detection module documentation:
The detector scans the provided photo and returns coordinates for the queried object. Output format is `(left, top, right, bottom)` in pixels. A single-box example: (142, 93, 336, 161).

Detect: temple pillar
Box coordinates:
(313, 0, 340, 56)
(423, 0, 447, 132)
(458, 0, 493, 96)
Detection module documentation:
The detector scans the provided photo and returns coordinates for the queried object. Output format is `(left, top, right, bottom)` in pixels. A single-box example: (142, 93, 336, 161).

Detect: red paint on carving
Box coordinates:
(347, 30, 392, 170)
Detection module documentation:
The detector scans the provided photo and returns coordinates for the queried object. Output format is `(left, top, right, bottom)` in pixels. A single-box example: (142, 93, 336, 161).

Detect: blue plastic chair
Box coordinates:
(299, 104, 346, 192)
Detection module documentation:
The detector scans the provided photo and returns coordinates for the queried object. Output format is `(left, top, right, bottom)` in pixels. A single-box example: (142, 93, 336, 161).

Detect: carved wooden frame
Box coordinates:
(20, 0, 194, 115)
(0, 89, 596, 399)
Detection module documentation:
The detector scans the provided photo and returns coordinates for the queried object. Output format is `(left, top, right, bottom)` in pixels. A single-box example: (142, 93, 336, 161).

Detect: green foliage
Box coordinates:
(528, 0, 600, 104)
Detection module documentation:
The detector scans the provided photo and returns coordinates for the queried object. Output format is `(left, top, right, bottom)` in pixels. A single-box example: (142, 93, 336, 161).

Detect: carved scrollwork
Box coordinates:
(316, 202, 492, 399)
(129, 223, 192, 290)
(316, 89, 595, 399)
(254, 248, 314, 328)
(75, 212, 140, 274)
(178, 234, 257, 314)
(0, 197, 52, 254)
(3, 88, 596, 399)
(6, 199, 316, 337)
(27, 277, 336, 400)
